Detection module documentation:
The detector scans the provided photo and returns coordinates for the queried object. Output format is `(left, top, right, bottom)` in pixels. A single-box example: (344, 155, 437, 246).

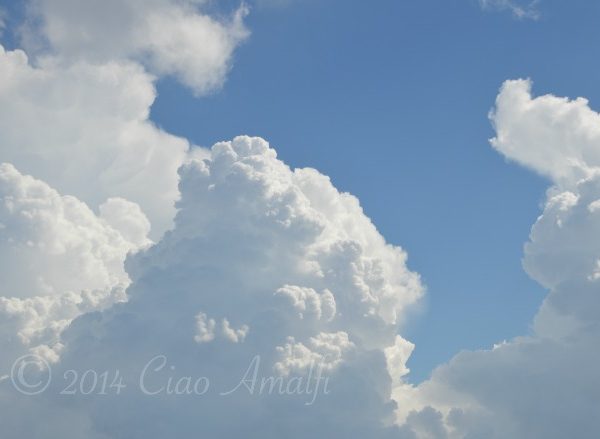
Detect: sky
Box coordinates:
(1, 0, 600, 438)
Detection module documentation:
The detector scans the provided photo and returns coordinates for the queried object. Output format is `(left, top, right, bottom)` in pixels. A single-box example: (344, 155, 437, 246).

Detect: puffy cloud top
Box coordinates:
(490, 79, 600, 186)
(0, 163, 150, 370)
(0, 136, 423, 438)
(24, 0, 248, 94)
(394, 82, 600, 438)
(0, 45, 191, 237)
(0, 163, 148, 299)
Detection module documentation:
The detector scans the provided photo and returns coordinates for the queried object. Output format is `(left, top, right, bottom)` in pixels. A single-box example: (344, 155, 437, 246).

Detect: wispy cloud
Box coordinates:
(480, 0, 541, 20)
(0, 7, 6, 37)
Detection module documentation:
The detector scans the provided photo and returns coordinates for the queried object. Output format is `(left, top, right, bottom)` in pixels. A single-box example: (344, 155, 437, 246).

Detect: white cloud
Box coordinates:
(0, 136, 423, 438)
(0, 0, 248, 238)
(391, 82, 600, 438)
(0, 0, 244, 396)
(22, 0, 249, 95)
(0, 45, 192, 237)
(0, 163, 149, 371)
(3, 0, 597, 435)
(276, 285, 337, 321)
(275, 331, 355, 376)
(194, 313, 249, 344)
(194, 312, 216, 343)
(221, 318, 249, 343)
(479, 0, 541, 20)
(587, 199, 600, 213)
(0, 163, 149, 299)
(490, 79, 600, 186)
(99, 198, 152, 248)
(385, 335, 415, 385)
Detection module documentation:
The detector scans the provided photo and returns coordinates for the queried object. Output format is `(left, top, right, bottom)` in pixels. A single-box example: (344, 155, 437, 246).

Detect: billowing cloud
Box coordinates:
(0, 45, 194, 237)
(0, 2, 253, 430)
(0, 136, 423, 438)
(0, 163, 150, 299)
(0, 2, 432, 437)
(491, 79, 600, 185)
(0, 0, 249, 413)
(0, 163, 150, 373)
(1, 0, 596, 436)
(23, 0, 249, 95)
(392, 81, 600, 438)
(0, 0, 248, 237)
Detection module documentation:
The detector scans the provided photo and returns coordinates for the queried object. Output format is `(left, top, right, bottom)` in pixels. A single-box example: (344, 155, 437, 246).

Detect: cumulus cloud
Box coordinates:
(0, 0, 246, 388)
(0, 163, 149, 299)
(2, 0, 596, 436)
(0, 0, 248, 237)
(221, 318, 250, 343)
(490, 79, 600, 185)
(0, 2, 441, 437)
(385, 335, 415, 386)
(0, 45, 193, 237)
(0, 0, 251, 424)
(392, 81, 600, 438)
(194, 313, 250, 344)
(194, 312, 216, 343)
(23, 0, 249, 95)
(275, 331, 355, 376)
(479, 0, 541, 20)
(276, 285, 337, 321)
(0, 163, 150, 371)
(0, 136, 423, 438)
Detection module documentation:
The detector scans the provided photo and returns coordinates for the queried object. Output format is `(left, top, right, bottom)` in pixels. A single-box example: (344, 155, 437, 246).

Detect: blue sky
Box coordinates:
(148, 0, 600, 382)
